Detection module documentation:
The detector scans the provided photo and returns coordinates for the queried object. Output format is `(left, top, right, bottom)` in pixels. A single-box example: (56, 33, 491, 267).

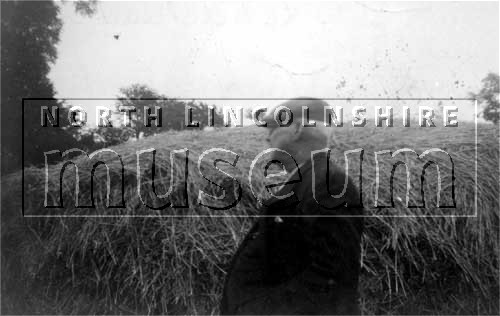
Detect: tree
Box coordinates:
(1, 0, 101, 174)
(115, 84, 164, 139)
(1, 1, 78, 173)
(73, 0, 98, 17)
(114, 84, 224, 140)
(470, 73, 499, 124)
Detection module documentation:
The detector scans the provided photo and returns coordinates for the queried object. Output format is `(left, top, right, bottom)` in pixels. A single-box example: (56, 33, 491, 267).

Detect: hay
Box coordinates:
(2, 123, 499, 314)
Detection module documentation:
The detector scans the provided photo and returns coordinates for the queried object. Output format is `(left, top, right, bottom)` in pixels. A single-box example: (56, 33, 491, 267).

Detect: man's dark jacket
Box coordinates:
(221, 153, 364, 315)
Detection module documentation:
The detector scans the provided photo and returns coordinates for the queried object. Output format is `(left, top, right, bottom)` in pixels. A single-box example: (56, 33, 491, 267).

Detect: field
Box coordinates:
(1, 122, 499, 314)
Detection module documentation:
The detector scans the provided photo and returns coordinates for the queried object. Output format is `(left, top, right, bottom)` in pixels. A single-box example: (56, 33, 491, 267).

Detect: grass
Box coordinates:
(1, 122, 499, 314)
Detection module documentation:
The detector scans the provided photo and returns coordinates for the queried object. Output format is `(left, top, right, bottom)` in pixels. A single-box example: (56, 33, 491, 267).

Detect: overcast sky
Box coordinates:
(49, 1, 499, 124)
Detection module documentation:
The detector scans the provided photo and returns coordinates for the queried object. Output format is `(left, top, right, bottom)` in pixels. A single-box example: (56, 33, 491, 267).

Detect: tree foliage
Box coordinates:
(1, 1, 76, 173)
(110, 84, 223, 141)
(470, 73, 499, 124)
(73, 0, 98, 17)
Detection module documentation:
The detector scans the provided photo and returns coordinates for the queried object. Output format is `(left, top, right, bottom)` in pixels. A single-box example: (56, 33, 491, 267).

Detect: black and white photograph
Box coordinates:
(1, 1, 499, 315)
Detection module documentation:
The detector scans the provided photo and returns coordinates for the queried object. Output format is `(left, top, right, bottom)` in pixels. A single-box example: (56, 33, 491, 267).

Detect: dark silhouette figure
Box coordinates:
(221, 98, 364, 315)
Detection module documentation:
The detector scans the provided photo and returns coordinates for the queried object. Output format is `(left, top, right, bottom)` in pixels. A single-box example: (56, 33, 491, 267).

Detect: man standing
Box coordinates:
(221, 98, 364, 315)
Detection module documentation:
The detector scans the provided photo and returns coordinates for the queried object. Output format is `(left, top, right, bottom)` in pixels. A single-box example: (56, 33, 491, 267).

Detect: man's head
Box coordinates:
(262, 98, 332, 166)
